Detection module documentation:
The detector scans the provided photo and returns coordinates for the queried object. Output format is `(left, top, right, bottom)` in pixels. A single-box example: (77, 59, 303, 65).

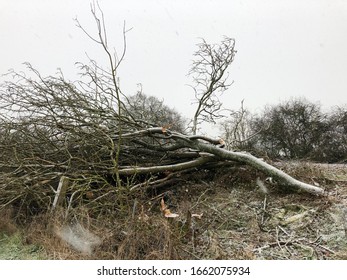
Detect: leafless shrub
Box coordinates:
(312, 105, 347, 162)
(251, 98, 326, 159)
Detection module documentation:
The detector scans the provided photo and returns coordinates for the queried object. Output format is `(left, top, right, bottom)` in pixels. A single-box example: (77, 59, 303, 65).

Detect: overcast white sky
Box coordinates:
(1, 0, 347, 135)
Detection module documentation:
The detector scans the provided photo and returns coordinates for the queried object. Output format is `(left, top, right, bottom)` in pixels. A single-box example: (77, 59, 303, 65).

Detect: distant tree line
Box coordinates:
(220, 98, 347, 163)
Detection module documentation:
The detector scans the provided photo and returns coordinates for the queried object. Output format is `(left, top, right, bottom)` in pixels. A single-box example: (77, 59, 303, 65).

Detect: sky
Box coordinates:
(1, 0, 347, 135)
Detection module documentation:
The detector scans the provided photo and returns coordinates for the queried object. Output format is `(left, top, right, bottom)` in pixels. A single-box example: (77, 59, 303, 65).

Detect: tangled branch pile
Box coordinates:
(0, 5, 324, 224)
(0, 64, 323, 219)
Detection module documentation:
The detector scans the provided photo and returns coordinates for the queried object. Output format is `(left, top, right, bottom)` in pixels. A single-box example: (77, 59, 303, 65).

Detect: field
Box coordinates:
(1, 161, 347, 260)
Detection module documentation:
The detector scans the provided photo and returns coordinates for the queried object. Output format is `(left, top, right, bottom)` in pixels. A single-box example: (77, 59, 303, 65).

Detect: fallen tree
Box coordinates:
(114, 127, 324, 195)
(0, 4, 324, 220)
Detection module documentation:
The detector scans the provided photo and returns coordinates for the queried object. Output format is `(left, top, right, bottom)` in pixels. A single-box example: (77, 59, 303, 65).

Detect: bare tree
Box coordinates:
(125, 90, 186, 133)
(188, 37, 236, 135)
(74, 2, 132, 187)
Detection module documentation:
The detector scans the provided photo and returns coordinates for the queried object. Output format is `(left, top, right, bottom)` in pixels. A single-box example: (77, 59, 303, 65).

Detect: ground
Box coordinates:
(0, 161, 346, 260)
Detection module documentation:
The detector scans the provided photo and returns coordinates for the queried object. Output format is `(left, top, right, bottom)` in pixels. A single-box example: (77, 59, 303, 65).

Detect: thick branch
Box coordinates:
(118, 155, 215, 175)
(189, 140, 324, 195)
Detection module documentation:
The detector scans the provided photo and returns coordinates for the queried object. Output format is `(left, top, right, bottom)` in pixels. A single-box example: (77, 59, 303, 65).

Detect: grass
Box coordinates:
(1, 162, 347, 260)
(0, 232, 46, 260)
